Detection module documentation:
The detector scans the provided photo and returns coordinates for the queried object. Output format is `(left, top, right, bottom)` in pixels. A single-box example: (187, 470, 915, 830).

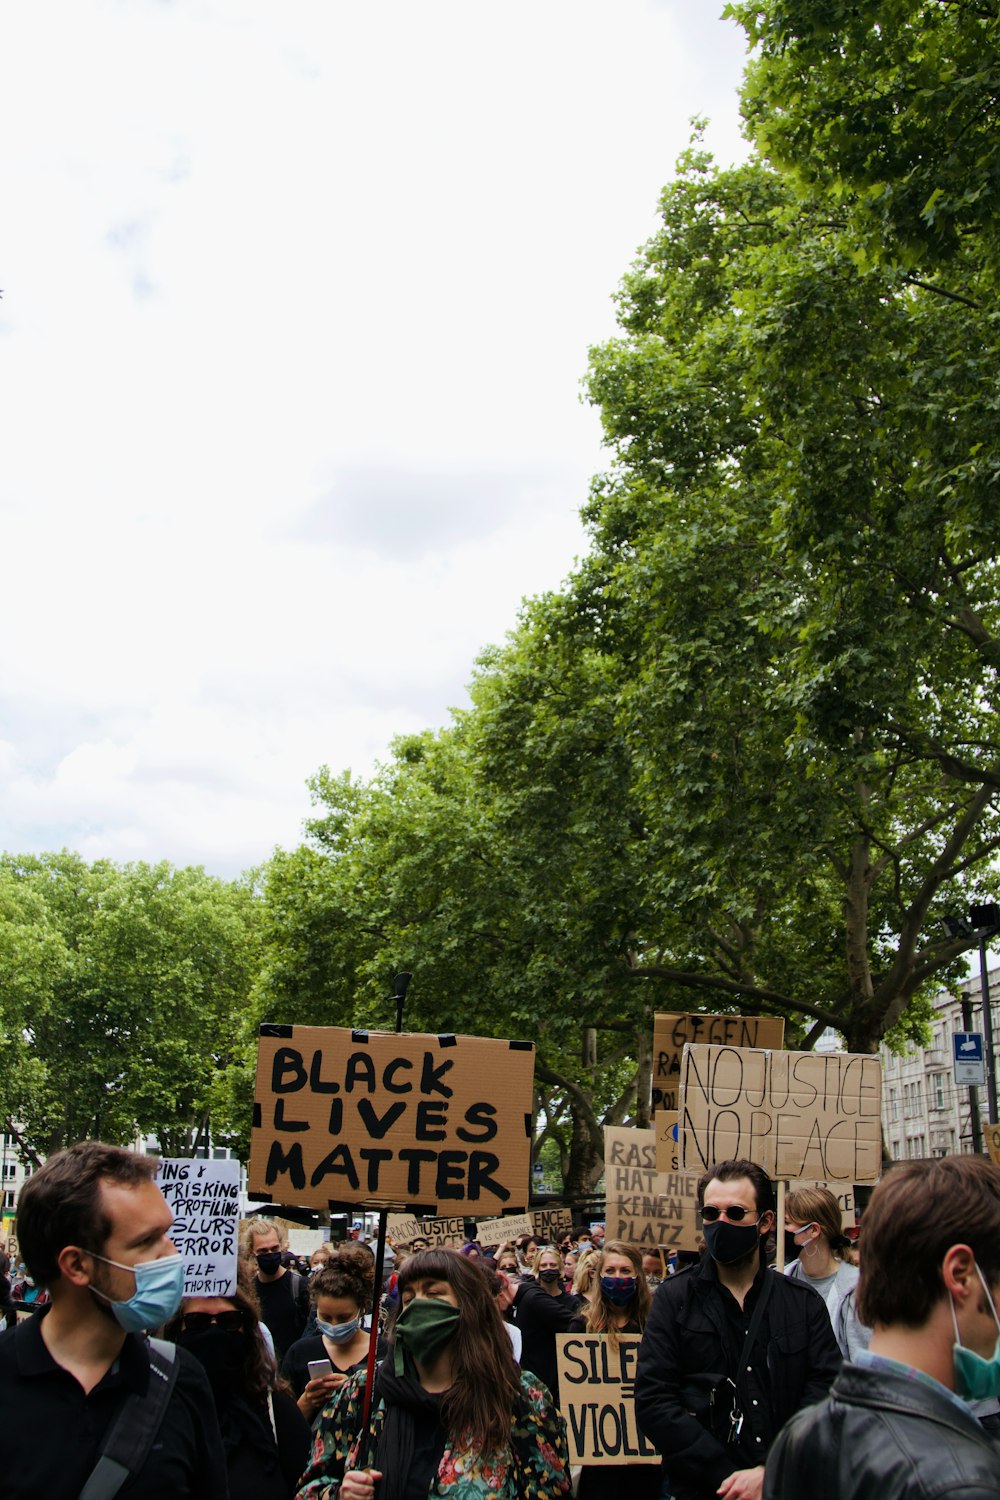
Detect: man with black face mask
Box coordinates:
(242, 1217, 310, 1362)
(634, 1158, 841, 1500)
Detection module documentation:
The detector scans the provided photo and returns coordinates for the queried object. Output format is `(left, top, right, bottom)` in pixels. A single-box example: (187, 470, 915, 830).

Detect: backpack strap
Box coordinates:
(78, 1337, 179, 1500)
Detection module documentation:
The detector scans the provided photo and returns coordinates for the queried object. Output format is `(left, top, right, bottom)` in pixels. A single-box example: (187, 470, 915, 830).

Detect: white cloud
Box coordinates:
(0, 0, 749, 874)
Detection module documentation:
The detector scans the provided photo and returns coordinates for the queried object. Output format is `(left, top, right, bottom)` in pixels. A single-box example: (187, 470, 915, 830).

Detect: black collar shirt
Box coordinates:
(0, 1307, 230, 1500)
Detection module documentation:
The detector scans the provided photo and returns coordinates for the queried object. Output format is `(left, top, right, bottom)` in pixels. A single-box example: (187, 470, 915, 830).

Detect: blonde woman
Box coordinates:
(571, 1248, 601, 1308)
(511, 1244, 580, 1395)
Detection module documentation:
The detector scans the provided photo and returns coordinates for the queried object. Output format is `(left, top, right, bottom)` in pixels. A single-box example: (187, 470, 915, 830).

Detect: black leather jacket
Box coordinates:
(764, 1362, 1000, 1500)
(635, 1257, 841, 1500)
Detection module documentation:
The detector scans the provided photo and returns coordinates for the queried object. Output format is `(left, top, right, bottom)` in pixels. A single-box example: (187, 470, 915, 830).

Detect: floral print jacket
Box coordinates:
(294, 1366, 571, 1499)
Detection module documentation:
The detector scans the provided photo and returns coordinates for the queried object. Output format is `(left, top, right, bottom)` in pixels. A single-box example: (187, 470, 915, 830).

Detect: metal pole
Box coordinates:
(361, 972, 412, 1449)
(961, 994, 984, 1153)
(978, 934, 999, 1125)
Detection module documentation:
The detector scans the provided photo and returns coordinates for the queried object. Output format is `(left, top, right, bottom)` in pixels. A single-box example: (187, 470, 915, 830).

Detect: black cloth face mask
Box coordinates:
(703, 1217, 763, 1265)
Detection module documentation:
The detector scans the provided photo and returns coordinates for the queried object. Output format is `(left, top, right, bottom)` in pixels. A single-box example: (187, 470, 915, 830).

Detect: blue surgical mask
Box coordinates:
(317, 1315, 362, 1343)
(90, 1251, 185, 1332)
(951, 1262, 1000, 1400)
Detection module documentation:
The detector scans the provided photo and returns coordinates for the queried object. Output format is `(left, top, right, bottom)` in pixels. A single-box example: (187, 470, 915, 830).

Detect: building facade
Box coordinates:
(880, 959, 1000, 1160)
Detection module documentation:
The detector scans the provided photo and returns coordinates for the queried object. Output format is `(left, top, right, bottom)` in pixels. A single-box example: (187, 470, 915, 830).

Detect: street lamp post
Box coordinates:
(961, 992, 985, 1154)
(970, 903, 1000, 1127)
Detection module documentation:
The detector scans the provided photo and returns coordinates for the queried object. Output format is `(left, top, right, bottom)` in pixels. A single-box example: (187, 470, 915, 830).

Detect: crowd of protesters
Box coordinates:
(2, 1143, 1000, 1498)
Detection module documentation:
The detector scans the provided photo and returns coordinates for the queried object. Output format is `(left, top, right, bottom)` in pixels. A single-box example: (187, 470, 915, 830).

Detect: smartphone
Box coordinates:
(308, 1358, 334, 1380)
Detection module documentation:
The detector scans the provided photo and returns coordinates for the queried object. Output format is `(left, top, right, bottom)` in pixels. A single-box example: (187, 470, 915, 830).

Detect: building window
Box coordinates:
(889, 1088, 898, 1122)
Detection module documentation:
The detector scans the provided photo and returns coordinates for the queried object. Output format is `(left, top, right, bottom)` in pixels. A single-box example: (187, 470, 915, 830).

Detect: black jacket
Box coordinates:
(764, 1361, 1000, 1500)
(634, 1257, 841, 1500)
(513, 1282, 580, 1397)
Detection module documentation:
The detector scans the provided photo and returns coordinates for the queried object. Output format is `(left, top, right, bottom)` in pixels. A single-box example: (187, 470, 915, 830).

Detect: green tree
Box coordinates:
(0, 853, 261, 1161)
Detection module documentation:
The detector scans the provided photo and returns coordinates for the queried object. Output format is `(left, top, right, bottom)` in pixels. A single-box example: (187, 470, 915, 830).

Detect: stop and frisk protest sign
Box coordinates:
(248, 1024, 535, 1214)
(556, 1333, 659, 1466)
(678, 1044, 882, 1183)
(156, 1158, 240, 1297)
(604, 1125, 700, 1251)
(652, 1012, 785, 1110)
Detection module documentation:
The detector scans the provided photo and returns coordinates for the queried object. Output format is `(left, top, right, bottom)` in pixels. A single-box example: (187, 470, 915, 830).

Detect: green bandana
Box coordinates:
(393, 1298, 461, 1373)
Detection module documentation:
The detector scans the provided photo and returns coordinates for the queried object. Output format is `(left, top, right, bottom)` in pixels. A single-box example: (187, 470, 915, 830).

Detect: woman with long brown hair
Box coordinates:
(568, 1241, 659, 1500)
(295, 1250, 570, 1500)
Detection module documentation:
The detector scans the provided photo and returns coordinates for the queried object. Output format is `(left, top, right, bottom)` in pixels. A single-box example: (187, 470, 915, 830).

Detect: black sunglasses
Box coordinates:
(701, 1204, 761, 1223)
(183, 1310, 245, 1332)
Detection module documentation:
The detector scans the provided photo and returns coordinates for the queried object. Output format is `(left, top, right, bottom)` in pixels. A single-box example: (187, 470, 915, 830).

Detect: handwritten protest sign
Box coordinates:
(475, 1206, 575, 1247)
(387, 1213, 468, 1248)
(157, 1158, 240, 1297)
(604, 1126, 700, 1251)
(653, 1013, 785, 1110)
(985, 1124, 1000, 1168)
(678, 1045, 882, 1184)
(248, 1025, 535, 1213)
(654, 1111, 679, 1174)
(556, 1334, 660, 1466)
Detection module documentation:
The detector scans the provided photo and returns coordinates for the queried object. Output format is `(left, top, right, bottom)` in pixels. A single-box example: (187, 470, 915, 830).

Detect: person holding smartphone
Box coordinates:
(282, 1245, 383, 1422)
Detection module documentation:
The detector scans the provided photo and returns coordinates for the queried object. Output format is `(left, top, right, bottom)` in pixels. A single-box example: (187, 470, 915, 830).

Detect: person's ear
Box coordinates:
(760, 1209, 776, 1235)
(57, 1244, 98, 1289)
(942, 1244, 977, 1303)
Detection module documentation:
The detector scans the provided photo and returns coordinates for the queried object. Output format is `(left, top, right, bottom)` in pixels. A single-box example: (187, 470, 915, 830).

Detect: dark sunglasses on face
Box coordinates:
(700, 1204, 761, 1223)
(183, 1310, 245, 1332)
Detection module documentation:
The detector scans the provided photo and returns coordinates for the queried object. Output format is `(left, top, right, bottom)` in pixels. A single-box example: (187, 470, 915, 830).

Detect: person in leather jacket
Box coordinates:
(634, 1159, 841, 1500)
(764, 1154, 1000, 1500)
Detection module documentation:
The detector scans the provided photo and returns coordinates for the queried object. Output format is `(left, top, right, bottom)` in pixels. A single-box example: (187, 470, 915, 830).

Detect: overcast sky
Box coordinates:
(0, 1, 749, 877)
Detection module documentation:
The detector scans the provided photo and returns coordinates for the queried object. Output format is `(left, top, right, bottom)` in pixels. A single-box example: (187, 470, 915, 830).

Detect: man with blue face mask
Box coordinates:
(764, 1154, 1000, 1500)
(0, 1141, 229, 1500)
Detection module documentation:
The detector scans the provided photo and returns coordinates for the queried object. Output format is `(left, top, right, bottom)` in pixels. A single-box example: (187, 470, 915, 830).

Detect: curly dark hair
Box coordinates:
(395, 1250, 520, 1454)
(311, 1242, 375, 1310)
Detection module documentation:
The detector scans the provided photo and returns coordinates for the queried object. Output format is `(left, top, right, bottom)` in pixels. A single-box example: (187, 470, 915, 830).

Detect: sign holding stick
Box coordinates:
(556, 1333, 660, 1465)
(156, 1158, 240, 1297)
(248, 1024, 535, 1213)
(604, 1126, 700, 1252)
(678, 1044, 882, 1184)
(652, 1013, 785, 1111)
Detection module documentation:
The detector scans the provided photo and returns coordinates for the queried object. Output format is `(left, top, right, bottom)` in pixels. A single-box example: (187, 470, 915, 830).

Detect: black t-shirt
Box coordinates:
(281, 1331, 386, 1398)
(513, 1282, 580, 1397)
(255, 1271, 309, 1361)
(0, 1309, 230, 1500)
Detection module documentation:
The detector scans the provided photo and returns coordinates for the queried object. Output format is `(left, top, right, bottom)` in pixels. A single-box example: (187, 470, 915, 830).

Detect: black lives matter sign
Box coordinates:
(248, 1024, 535, 1214)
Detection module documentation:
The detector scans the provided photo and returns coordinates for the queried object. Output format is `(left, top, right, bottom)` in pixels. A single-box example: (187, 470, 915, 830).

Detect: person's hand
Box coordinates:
(298, 1371, 347, 1419)
(341, 1468, 383, 1500)
(717, 1465, 765, 1500)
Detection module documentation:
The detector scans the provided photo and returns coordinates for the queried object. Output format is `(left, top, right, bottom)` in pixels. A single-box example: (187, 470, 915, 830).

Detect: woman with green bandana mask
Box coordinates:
(294, 1249, 571, 1500)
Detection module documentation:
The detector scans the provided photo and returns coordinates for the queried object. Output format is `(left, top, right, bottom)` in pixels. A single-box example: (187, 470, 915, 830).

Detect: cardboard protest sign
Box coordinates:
(556, 1334, 660, 1466)
(653, 1013, 785, 1110)
(248, 1024, 535, 1213)
(985, 1123, 1000, 1168)
(678, 1044, 882, 1184)
(387, 1213, 468, 1248)
(157, 1158, 240, 1297)
(604, 1126, 700, 1251)
(788, 1180, 857, 1228)
(475, 1206, 574, 1247)
(654, 1111, 679, 1174)
(476, 1212, 534, 1247)
(532, 1205, 574, 1242)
